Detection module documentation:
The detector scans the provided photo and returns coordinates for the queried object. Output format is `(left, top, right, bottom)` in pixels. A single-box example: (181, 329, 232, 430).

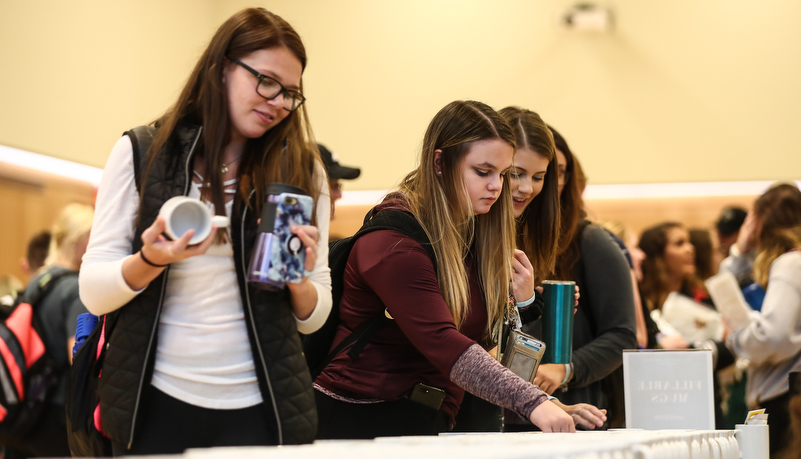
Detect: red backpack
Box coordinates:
(0, 270, 75, 443)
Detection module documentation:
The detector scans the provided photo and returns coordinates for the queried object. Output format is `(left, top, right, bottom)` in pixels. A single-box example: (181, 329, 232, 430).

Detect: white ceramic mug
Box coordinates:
(158, 196, 230, 245)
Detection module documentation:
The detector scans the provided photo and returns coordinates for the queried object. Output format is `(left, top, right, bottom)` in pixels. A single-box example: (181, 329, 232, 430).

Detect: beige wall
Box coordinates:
(1, 1, 800, 192)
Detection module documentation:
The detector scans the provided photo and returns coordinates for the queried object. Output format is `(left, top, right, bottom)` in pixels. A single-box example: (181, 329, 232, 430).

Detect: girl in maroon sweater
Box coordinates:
(314, 100, 576, 439)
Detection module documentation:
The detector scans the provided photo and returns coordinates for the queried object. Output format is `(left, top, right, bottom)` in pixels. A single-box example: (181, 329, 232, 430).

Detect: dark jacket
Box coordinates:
(97, 123, 317, 450)
(554, 224, 638, 409)
(523, 223, 638, 412)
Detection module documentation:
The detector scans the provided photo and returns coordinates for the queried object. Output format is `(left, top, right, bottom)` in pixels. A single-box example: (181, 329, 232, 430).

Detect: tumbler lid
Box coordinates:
(541, 280, 576, 285)
(266, 183, 308, 197)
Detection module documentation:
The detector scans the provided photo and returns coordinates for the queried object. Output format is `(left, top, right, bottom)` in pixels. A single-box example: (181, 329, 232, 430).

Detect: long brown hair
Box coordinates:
(399, 100, 517, 336)
(638, 222, 682, 310)
(689, 228, 715, 280)
(638, 222, 704, 310)
(499, 107, 561, 283)
(549, 125, 585, 280)
(142, 8, 320, 221)
(752, 183, 801, 286)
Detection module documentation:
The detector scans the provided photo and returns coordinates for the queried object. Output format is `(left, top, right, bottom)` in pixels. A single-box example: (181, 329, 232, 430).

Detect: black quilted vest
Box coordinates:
(97, 123, 317, 449)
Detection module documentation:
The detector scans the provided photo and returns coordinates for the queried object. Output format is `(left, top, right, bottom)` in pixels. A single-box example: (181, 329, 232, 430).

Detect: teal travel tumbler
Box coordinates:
(541, 280, 576, 364)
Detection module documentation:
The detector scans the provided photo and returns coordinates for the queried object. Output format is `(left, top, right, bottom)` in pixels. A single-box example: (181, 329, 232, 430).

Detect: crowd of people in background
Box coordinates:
(1, 6, 799, 459)
(2, 204, 93, 458)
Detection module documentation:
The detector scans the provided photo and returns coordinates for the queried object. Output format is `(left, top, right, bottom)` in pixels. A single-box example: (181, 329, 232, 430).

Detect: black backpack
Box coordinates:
(303, 208, 437, 380)
(0, 270, 76, 443)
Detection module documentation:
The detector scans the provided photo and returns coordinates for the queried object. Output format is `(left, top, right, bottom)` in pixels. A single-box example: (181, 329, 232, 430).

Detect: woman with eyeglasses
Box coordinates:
(314, 100, 575, 439)
(79, 8, 330, 455)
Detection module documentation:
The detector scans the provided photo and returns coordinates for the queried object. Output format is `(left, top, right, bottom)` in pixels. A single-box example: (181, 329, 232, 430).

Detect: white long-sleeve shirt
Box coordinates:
(80, 135, 332, 409)
(725, 251, 801, 407)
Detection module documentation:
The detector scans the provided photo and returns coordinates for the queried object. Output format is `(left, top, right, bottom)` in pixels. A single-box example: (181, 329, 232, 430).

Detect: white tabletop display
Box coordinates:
(178, 430, 739, 459)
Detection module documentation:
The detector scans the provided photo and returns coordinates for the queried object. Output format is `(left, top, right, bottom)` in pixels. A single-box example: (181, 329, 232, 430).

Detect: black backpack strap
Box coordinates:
(317, 313, 392, 371)
(123, 125, 157, 194)
(22, 269, 78, 307)
(361, 209, 437, 271)
(312, 209, 436, 375)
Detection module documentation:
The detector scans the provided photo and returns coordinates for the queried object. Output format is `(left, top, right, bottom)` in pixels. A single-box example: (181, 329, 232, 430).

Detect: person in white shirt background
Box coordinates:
(721, 182, 801, 457)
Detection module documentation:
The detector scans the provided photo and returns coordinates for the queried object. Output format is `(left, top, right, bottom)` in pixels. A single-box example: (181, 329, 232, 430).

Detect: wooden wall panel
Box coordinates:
(584, 195, 756, 238)
(0, 163, 95, 286)
(0, 169, 759, 289)
(329, 194, 759, 244)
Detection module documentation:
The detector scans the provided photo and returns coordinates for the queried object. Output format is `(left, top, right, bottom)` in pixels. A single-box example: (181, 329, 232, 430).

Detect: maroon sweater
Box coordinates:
(315, 229, 487, 423)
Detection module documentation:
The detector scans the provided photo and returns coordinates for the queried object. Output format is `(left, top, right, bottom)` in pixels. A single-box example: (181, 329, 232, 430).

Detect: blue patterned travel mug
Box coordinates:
(541, 280, 575, 364)
(247, 183, 312, 291)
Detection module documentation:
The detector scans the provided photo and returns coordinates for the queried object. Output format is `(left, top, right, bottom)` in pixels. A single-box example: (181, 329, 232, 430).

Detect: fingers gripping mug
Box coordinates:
(158, 196, 230, 245)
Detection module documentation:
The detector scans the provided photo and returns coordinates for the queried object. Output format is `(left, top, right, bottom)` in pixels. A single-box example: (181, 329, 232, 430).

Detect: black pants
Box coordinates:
(315, 390, 449, 439)
(112, 387, 278, 456)
(451, 392, 503, 432)
(761, 391, 790, 457)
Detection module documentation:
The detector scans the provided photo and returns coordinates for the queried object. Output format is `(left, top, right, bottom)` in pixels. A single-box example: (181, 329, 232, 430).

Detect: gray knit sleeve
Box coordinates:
(450, 343, 548, 420)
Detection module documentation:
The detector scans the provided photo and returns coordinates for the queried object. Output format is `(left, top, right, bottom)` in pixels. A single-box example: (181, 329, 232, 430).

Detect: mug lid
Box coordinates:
(266, 183, 308, 196)
(541, 280, 577, 285)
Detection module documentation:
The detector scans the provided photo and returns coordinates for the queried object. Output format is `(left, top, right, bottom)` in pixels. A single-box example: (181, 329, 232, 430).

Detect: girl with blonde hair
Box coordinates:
(314, 100, 575, 438)
(45, 203, 94, 270)
(723, 182, 801, 455)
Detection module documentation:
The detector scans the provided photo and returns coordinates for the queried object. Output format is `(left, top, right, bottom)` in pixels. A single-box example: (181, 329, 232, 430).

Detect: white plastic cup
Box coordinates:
(158, 197, 229, 245)
(734, 424, 769, 459)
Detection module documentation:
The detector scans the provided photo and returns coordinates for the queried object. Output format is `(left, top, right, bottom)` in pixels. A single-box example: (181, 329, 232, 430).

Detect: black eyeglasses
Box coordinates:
(228, 57, 306, 112)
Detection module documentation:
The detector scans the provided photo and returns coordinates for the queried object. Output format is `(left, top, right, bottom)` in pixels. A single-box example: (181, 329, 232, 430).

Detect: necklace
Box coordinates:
(221, 153, 244, 174)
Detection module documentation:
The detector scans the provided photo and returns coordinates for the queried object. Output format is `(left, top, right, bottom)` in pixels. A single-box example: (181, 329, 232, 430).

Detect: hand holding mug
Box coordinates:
(140, 197, 230, 266)
(574, 285, 581, 312)
(532, 363, 565, 395)
(140, 215, 218, 267)
(159, 196, 229, 245)
(511, 249, 535, 304)
(290, 225, 319, 273)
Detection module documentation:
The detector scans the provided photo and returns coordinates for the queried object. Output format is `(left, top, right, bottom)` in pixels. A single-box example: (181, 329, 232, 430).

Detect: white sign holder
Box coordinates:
(623, 349, 715, 430)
